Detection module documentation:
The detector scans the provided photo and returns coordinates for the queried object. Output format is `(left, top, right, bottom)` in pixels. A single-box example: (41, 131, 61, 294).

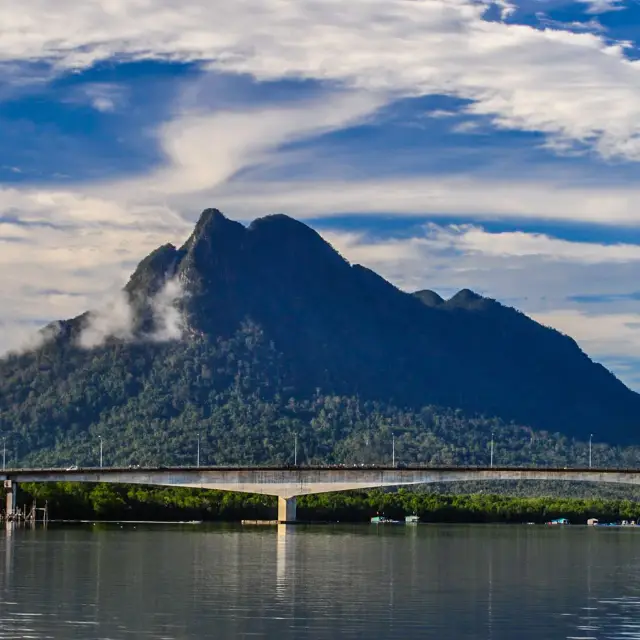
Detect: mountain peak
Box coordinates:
(247, 213, 349, 271)
(198, 207, 229, 226)
(248, 212, 304, 230)
(183, 208, 244, 249)
(247, 213, 331, 246)
(447, 288, 486, 308)
(414, 290, 445, 307)
(178, 208, 245, 272)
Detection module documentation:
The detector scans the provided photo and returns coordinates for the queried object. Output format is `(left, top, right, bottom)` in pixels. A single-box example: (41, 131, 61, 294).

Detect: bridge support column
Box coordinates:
(4, 480, 17, 519)
(277, 496, 297, 523)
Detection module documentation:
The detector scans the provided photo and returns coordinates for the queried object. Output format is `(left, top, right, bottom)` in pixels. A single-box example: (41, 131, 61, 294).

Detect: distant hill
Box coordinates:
(0, 208, 637, 467)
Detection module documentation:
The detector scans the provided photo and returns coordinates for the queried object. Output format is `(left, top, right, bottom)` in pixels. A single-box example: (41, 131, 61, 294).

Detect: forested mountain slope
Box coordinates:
(0, 208, 637, 467)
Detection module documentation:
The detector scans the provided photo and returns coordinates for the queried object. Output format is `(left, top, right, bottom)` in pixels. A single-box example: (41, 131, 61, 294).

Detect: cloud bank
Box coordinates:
(2, 0, 640, 160)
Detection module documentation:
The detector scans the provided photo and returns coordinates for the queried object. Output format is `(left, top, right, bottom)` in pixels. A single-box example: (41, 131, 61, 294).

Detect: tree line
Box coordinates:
(4, 483, 640, 524)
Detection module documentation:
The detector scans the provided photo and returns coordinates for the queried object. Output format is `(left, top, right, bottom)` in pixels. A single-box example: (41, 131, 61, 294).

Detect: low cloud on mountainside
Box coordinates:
(79, 277, 188, 349)
(7, 277, 189, 353)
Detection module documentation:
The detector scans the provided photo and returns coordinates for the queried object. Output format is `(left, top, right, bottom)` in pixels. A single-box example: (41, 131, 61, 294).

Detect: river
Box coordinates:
(0, 523, 639, 639)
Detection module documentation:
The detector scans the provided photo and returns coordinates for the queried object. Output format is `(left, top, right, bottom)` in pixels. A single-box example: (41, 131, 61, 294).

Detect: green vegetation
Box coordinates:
(4, 483, 640, 524)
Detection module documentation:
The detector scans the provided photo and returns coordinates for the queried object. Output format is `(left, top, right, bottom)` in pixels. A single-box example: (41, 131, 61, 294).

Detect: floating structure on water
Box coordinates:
(1, 500, 49, 524)
(589, 519, 638, 527)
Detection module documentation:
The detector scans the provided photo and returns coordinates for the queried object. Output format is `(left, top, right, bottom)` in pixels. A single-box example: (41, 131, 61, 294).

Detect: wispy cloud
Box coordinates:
(2, 274, 189, 354)
(78, 291, 134, 348)
(78, 276, 187, 348)
(207, 175, 640, 225)
(148, 278, 188, 342)
(127, 90, 384, 195)
(66, 83, 128, 113)
(577, 0, 625, 13)
(536, 11, 607, 33)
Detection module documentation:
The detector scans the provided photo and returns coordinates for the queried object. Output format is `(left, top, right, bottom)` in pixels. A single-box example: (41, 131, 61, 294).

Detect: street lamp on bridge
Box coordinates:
(589, 433, 593, 469)
(98, 435, 103, 468)
(294, 433, 298, 467)
(490, 432, 494, 468)
(197, 432, 201, 468)
(2, 437, 5, 471)
(392, 432, 396, 468)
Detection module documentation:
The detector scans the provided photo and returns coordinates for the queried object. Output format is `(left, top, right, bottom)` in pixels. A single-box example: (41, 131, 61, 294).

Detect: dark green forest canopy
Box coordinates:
(1, 321, 638, 469)
(1, 209, 639, 467)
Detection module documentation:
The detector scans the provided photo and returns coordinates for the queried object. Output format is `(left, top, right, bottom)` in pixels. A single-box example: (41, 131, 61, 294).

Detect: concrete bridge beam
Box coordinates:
(278, 496, 297, 523)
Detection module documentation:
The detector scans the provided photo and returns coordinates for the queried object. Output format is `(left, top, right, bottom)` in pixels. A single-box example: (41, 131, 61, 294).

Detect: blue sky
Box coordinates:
(3, 0, 640, 387)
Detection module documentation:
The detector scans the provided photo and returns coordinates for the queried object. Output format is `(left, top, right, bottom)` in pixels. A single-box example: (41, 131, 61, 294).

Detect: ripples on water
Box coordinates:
(1, 524, 640, 639)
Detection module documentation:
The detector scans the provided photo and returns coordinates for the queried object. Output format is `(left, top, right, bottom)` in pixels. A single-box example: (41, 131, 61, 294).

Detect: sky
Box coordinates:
(3, 0, 640, 387)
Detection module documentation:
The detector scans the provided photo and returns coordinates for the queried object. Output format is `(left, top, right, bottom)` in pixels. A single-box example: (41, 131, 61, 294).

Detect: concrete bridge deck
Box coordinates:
(3, 465, 640, 522)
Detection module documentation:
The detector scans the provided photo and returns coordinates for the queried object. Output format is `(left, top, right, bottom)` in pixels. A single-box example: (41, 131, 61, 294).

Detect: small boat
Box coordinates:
(371, 515, 401, 524)
(405, 515, 420, 524)
(546, 518, 569, 526)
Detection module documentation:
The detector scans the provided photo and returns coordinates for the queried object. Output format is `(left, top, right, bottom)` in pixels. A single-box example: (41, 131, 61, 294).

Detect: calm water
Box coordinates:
(1, 523, 640, 639)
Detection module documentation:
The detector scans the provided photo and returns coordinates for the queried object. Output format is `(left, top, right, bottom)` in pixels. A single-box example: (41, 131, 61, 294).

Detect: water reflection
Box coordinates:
(276, 524, 295, 596)
(0, 525, 640, 639)
(488, 537, 494, 640)
(2, 524, 13, 592)
(563, 530, 640, 640)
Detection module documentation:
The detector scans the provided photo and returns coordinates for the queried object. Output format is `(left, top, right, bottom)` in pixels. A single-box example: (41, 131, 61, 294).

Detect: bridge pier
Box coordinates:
(277, 496, 297, 523)
(4, 480, 17, 519)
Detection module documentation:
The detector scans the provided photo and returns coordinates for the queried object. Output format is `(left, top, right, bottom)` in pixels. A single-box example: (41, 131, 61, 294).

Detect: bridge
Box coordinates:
(3, 465, 640, 522)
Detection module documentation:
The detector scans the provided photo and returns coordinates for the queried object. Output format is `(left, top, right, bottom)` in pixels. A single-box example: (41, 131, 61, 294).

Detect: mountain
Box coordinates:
(0, 208, 638, 468)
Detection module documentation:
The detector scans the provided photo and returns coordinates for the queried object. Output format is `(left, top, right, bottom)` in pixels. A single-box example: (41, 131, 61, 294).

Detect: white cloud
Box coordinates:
(0, 199, 192, 354)
(1, 0, 640, 160)
(125, 91, 384, 196)
(78, 276, 188, 348)
(577, 0, 625, 13)
(426, 225, 640, 263)
(78, 291, 134, 348)
(532, 309, 640, 362)
(318, 223, 640, 298)
(71, 83, 127, 112)
(1, 320, 63, 357)
(207, 175, 640, 226)
(426, 109, 460, 119)
(149, 277, 188, 342)
(536, 12, 607, 34)
(451, 120, 485, 134)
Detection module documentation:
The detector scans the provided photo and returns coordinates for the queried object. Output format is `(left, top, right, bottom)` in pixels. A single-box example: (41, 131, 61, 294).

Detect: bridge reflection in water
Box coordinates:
(3, 466, 640, 523)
